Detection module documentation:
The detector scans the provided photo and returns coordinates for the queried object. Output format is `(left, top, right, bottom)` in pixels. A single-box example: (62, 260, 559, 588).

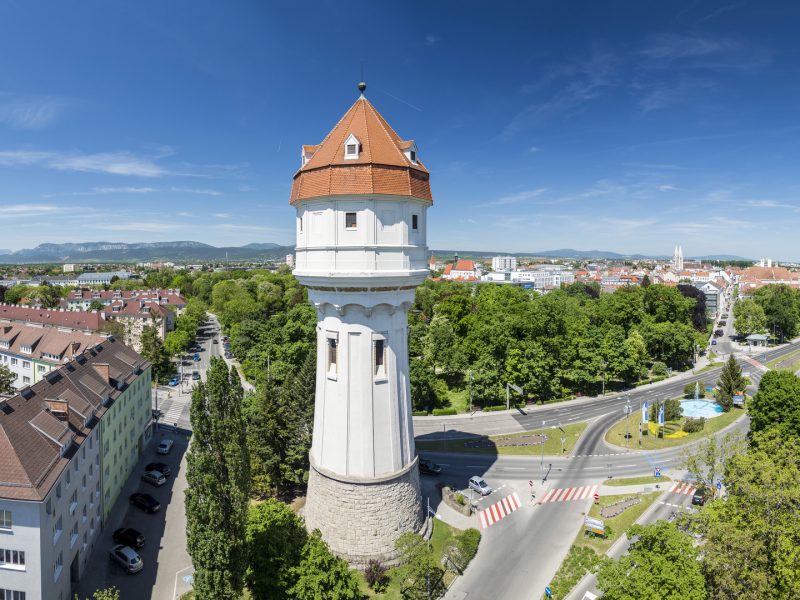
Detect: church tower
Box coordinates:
(290, 82, 431, 566)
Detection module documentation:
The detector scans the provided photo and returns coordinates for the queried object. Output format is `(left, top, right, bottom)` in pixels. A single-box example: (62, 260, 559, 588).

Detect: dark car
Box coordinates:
(113, 527, 145, 550)
(719, 320, 726, 326)
(224, 352, 233, 359)
(129, 492, 160, 513)
(145, 462, 172, 477)
(419, 458, 442, 476)
(692, 489, 707, 506)
(714, 329, 724, 337)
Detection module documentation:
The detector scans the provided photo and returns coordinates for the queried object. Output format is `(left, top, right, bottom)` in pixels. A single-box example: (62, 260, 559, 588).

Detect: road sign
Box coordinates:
(584, 516, 606, 536)
(529, 480, 533, 487)
(545, 586, 552, 598)
(593, 492, 600, 502)
(509, 383, 523, 394)
(655, 467, 662, 478)
(717, 481, 722, 490)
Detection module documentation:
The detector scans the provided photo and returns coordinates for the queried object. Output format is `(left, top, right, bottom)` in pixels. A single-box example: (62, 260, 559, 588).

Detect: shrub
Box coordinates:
(482, 405, 507, 412)
(412, 410, 429, 417)
(454, 493, 466, 506)
(364, 559, 389, 592)
(651, 361, 668, 377)
(447, 528, 481, 572)
(683, 417, 706, 433)
(432, 407, 457, 416)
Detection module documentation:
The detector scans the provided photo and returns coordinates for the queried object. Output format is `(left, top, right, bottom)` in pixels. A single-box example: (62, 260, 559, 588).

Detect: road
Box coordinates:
(432, 339, 795, 600)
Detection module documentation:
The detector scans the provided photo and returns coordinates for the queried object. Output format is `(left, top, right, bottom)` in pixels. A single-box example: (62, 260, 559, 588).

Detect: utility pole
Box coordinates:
(624, 400, 631, 451)
(540, 420, 546, 481)
(601, 360, 607, 397)
(468, 369, 473, 414)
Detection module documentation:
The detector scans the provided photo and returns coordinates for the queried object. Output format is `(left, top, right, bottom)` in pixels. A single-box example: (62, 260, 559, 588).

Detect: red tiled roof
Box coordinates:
(290, 95, 432, 204)
(0, 305, 103, 331)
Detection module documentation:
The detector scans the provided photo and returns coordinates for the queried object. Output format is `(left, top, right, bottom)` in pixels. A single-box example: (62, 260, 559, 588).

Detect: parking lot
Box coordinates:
(75, 428, 193, 600)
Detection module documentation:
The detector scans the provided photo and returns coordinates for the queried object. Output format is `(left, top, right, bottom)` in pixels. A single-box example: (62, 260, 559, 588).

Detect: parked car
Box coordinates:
(145, 462, 172, 477)
(193, 353, 201, 362)
(714, 329, 724, 337)
(192, 371, 200, 380)
(711, 339, 717, 345)
(157, 439, 174, 455)
(129, 493, 160, 513)
(112, 528, 145, 550)
(468, 476, 492, 496)
(419, 458, 442, 476)
(168, 377, 180, 387)
(692, 489, 708, 506)
(110, 544, 143, 574)
(142, 470, 167, 487)
(719, 320, 726, 326)
(212, 339, 219, 344)
(224, 352, 233, 359)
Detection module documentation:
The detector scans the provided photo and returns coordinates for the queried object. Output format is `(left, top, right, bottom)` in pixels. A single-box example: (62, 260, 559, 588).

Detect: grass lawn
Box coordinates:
(603, 475, 672, 486)
(545, 492, 660, 599)
(575, 492, 660, 555)
(416, 422, 588, 455)
(604, 405, 745, 450)
(446, 387, 470, 413)
(695, 362, 723, 374)
(358, 519, 473, 598)
(766, 347, 800, 370)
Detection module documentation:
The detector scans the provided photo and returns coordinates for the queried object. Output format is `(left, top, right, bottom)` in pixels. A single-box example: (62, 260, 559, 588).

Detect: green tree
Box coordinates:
(717, 355, 745, 411)
(695, 430, 800, 598)
(620, 329, 649, 384)
(733, 298, 767, 338)
(287, 531, 362, 600)
(0, 364, 15, 394)
(3, 284, 30, 305)
(596, 521, 706, 600)
(682, 431, 746, 492)
(74, 588, 120, 600)
(753, 284, 800, 341)
(164, 329, 192, 356)
(185, 358, 250, 600)
(394, 532, 445, 600)
(749, 369, 800, 437)
(88, 300, 105, 311)
(35, 282, 63, 308)
(139, 326, 172, 381)
(245, 500, 307, 600)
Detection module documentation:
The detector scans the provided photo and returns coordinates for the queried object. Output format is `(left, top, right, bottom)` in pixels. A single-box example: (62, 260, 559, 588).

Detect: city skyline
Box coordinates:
(1, 1, 799, 258)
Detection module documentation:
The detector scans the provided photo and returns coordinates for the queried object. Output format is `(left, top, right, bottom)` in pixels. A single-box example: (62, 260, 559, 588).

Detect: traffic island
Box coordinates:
(416, 422, 588, 455)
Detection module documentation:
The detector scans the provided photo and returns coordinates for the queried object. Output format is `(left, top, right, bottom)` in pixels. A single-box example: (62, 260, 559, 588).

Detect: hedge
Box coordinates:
(412, 411, 429, 417)
(431, 407, 457, 416)
(482, 405, 507, 412)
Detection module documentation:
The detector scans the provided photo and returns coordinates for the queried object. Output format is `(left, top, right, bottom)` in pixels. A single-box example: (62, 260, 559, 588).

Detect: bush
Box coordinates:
(412, 410, 429, 417)
(548, 546, 601, 600)
(482, 405, 507, 412)
(447, 528, 481, 572)
(364, 559, 389, 592)
(454, 493, 466, 506)
(650, 398, 683, 422)
(683, 417, 706, 433)
(432, 407, 457, 416)
(651, 361, 668, 377)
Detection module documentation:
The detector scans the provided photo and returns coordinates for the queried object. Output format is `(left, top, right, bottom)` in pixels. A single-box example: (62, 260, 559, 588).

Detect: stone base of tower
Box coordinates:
(304, 457, 427, 568)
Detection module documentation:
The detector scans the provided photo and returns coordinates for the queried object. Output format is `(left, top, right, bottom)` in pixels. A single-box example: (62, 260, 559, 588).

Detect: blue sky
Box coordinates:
(1, 1, 799, 259)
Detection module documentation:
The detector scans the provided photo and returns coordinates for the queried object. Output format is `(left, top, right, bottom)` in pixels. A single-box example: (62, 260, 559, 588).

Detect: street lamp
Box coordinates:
(601, 360, 607, 397)
(540, 420, 546, 481)
(624, 400, 631, 450)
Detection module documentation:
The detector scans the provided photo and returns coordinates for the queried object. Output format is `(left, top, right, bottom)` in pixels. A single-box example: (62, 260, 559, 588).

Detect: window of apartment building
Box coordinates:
(0, 548, 25, 570)
(70, 522, 78, 548)
(65, 470, 70, 486)
(56, 482, 62, 499)
(69, 490, 77, 514)
(21, 377, 29, 385)
(0, 511, 12, 529)
(81, 505, 87, 523)
(38, 365, 45, 373)
(0, 589, 26, 600)
(81, 474, 86, 490)
(53, 551, 63, 581)
(21, 361, 30, 370)
(10, 358, 16, 366)
(53, 515, 62, 545)
(45, 499, 51, 515)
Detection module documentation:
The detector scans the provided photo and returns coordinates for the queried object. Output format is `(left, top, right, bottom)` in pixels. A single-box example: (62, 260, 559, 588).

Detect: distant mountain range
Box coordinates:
(433, 248, 752, 261)
(0, 241, 293, 264)
(0, 241, 752, 264)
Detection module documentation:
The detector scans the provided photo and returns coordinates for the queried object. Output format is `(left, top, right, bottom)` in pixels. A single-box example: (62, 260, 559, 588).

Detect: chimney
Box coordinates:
(92, 363, 110, 383)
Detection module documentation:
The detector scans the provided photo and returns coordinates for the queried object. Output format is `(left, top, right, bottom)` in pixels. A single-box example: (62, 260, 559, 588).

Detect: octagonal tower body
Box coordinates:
(291, 89, 432, 566)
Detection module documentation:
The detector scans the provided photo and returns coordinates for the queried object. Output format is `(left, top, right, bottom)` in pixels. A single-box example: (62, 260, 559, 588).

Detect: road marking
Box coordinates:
(478, 493, 521, 529)
(540, 484, 597, 504)
(669, 482, 697, 496)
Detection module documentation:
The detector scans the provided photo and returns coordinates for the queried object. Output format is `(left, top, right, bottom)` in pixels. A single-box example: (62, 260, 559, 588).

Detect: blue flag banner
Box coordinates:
(658, 402, 665, 426)
(642, 399, 648, 423)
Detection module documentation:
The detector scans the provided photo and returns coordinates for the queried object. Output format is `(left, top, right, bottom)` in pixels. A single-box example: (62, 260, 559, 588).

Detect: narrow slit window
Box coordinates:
(345, 212, 357, 229)
(328, 338, 338, 374)
(409, 150, 416, 162)
(374, 337, 386, 377)
(412, 214, 419, 230)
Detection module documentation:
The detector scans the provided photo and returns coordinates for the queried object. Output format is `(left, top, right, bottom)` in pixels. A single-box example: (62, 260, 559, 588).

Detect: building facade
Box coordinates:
(0, 337, 151, 600)
(292, 83, 429, 566)
(492, 256, 517, 271)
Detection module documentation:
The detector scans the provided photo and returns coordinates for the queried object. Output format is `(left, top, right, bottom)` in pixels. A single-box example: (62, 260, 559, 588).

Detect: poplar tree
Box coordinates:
(185, 358, 251, 600)
(717, 355, 745, 412)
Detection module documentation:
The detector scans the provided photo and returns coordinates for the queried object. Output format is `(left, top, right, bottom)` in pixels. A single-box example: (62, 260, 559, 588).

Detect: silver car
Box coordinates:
(141, 470, 166, 487)
(110, 544, 143, 574)
(468, 476, 492, 496)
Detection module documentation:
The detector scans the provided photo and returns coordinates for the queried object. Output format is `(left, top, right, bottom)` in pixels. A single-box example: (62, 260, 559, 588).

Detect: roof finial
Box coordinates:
(358, 81, 367, 98)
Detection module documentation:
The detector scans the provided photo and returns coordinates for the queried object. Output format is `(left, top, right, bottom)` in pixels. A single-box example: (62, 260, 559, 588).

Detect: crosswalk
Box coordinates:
(539, 485, 598, 504)
(161, 398, 188, 427)
(478, 493, 522, 529)
(669, 482, 697, 496)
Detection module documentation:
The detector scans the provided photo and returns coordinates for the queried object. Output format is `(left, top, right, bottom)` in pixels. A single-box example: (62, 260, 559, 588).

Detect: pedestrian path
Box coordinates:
(162, 398, 187, 426)
(743, 355, 768, 372)
(539, 484, 598, 504)
(478, 492, 522, 529)
(668, 482, 696, 496)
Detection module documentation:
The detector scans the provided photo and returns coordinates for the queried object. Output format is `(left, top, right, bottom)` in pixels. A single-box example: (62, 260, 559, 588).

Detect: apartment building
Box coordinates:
(0, 337, 152, 600)
(66, 289, 185, 312)
(0, 324, 106, 389)
(0, 305, 104, 335)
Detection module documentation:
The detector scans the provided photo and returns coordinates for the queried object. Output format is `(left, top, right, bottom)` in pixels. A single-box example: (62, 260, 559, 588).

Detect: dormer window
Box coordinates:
(344, 134, 361, 160)
(409, 150, 416, 162)
(402, 142, 419, 164)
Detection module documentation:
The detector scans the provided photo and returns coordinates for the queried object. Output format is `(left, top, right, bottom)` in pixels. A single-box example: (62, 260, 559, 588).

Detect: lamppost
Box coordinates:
(468, 369, 473, 414)
(624, 400, 631, 451)
(540, 420, 546, 482)
(601, 360, 607, 397)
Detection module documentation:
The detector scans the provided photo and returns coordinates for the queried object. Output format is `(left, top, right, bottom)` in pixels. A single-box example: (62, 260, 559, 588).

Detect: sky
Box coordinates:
(1, 1, 799, 259)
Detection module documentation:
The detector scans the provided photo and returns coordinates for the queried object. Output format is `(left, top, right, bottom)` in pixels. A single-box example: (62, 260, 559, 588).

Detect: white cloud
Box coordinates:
(0, 94, 66, 130)
(658, 184, 679, 192)
(48, 152, 166, 177)
(0, 203, 68, 217)
(94, 221, 182, 232)
(478, 187, 547, 207)
(170, 186, 222, 196)
(212, 213, 231, 219)
(602, 217, 658, 229)
(425, 34, 440, 46)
